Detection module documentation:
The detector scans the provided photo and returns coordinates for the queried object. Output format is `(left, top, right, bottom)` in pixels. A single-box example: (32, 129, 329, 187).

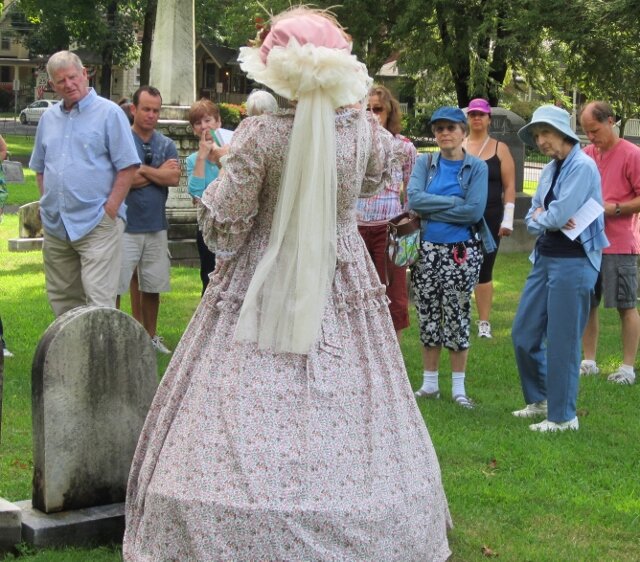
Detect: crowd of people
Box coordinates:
(1, 5, 636, 558)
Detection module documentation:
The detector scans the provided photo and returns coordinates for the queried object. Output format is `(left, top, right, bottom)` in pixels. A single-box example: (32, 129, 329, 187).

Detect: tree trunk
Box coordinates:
(140, 0, 158, 87)
(99, 1, 119, 98)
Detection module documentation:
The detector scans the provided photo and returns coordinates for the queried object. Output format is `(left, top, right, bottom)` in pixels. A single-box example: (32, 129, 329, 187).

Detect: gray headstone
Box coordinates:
(18, 201, 43, 238)
(489, 108, 526, 193)
(31, 306, 158, 514)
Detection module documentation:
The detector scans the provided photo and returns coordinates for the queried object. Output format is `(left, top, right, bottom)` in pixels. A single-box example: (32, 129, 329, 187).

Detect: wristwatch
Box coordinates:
(615, 203, 622, 216)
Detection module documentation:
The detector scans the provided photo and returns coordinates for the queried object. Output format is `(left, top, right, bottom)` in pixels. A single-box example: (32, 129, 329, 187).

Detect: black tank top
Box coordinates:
(485, 142, 503, 209)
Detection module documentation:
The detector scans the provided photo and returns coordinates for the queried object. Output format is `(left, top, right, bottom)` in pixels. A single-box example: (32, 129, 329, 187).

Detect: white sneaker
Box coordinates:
(529, 417, 579, 433)
(151, 335, 172, 354)
(579, 361, 599, 376)
(3, 347, 13, 358)
(512, 400, 547, 418)
(477, 320, 492, 338)
(607, 368, 635, 385)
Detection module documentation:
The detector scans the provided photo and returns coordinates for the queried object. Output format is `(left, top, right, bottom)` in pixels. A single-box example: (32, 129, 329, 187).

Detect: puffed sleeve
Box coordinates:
(198, 116, 267, 254)
(360, 117, 394, 198)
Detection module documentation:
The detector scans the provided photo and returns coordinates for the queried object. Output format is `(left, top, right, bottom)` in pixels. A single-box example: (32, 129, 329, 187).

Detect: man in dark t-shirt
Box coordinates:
(117, 86, 180, 354)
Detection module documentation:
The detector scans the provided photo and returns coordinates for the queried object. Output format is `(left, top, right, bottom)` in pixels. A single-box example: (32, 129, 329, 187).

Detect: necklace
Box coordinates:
(465, 135, 491, 159)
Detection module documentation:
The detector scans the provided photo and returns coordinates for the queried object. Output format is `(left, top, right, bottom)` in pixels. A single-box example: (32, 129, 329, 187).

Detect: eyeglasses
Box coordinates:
(433, 124, 459, 134)
(142, 143, 153, 165)
(367, 106, 385, 114)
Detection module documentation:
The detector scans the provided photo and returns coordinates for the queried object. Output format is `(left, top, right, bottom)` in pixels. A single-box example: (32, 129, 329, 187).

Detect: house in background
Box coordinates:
(195, 39, 251, 104)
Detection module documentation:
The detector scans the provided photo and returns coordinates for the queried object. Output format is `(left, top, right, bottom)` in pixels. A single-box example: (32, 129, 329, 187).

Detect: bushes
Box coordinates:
(218, 103, 246, 130)
(0, 88, 14, 112)
(402, 112, 432, 139)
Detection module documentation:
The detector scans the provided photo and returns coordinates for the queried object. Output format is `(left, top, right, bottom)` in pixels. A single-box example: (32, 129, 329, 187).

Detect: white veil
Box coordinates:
(235, 34, 371, 354)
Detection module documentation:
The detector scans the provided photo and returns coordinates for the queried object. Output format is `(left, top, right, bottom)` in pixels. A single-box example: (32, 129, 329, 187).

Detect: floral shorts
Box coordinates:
(411, 239, 482, 351)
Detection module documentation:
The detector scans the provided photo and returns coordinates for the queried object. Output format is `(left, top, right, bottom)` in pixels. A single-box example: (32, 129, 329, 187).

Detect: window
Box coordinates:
(1, 35, 10, 50)
(0, 67, 10, 82)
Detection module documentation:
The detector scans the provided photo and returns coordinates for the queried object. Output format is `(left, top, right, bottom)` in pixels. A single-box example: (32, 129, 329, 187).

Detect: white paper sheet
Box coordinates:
(561, 197, 604, 241)
(215, 128, 234, 146)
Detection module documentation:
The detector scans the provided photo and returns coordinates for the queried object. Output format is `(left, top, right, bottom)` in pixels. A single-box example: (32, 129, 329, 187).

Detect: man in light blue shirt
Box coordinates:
(29, 51, 140, 316)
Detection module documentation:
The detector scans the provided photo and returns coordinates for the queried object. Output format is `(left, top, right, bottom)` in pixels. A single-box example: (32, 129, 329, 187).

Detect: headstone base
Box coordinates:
(497, 219, 535, 254)
(16, 500, 124, 548)
(8, 237, 43, 252)
(0, 498, 21, 554)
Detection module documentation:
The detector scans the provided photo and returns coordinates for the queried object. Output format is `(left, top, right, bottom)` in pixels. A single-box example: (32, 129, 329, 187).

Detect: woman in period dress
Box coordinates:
(123, 7, 451, 561)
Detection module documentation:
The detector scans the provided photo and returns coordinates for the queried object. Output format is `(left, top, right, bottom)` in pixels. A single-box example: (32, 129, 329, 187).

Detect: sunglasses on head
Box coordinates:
(367, 106, 385, 114)
(142, 142, 153, 165)
(433, 124, 459, 133)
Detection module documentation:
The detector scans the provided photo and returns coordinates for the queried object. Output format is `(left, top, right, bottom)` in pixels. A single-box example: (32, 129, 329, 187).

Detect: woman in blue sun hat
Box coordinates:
(511, 104, 608, 432)
(408, 106, 492, 409)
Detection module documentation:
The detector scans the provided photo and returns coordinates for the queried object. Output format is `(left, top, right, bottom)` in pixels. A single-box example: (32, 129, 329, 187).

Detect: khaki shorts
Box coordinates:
(118, 230, 171, 294)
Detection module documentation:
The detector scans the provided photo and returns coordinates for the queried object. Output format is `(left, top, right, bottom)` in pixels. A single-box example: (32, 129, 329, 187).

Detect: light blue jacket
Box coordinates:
(407, 151, 495, 252)
(526, 143, 609, 270)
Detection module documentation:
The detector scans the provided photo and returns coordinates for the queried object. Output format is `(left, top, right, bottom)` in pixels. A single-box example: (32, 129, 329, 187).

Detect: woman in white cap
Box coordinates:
(408, 106, 491, 409)
(124, 7, 451, 560)
(464, 98, 516, 339)
(512, 105, 608, 432)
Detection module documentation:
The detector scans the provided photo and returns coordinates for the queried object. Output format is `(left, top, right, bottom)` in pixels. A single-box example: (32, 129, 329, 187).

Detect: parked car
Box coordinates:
(19, 100, 59, 125)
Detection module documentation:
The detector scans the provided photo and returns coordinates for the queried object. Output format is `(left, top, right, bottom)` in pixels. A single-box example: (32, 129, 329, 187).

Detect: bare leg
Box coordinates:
(474, 281, 493, 322)
(130, 269, 142, 324)
(422, 346, 441, 371)
(582, 306, 599, 361)
(619, 307, 640, 367)
(141, 292, 160, 338)
(450, 349, 469, 373)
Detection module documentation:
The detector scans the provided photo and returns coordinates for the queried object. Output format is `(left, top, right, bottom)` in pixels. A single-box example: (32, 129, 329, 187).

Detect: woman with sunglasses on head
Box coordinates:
(463, 98, 516, 339)
(357, 85, 417, 340)
(408, 107, 492, 409)
(511, 105, 607, 432)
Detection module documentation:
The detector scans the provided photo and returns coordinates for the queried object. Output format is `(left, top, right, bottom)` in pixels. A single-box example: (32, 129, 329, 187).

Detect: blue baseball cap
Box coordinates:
(431, 106, 467, 124)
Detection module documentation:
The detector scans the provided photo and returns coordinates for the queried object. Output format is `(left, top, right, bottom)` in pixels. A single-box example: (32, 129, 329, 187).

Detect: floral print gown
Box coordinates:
(123, 109, 452, 561)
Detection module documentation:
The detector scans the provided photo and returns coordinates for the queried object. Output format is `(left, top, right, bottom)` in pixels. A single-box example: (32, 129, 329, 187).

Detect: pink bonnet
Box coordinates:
(259, 13, 351, 63)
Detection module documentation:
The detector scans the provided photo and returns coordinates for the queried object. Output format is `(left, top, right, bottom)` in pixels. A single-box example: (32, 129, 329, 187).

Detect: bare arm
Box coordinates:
(604, 195, 640, 216)
(104, 165, 137, 219)
(497, 140, 517, 236)
(36, 172, 44, 195)
(498, 141, 516, 205)
(138, 159, 181, 187)
(0, 135, 7, 161)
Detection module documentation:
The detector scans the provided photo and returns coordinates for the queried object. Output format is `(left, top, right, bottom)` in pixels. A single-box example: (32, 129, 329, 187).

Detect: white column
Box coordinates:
(149, 0, 196, 106)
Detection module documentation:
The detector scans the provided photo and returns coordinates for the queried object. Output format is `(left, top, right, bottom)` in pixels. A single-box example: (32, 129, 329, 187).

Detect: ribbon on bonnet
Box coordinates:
(235, 11, 372, 354)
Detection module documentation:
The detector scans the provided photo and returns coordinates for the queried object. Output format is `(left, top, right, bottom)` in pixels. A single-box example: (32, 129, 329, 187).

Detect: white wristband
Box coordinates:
(501, 202, 515, 230)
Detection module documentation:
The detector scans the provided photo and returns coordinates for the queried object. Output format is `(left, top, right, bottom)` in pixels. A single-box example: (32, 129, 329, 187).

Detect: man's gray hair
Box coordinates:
(246, 90, 278, 117)
(46, 51, 84, 80)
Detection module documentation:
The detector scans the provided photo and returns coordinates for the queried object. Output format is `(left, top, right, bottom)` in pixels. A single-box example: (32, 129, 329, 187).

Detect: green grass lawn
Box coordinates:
(1, 213, 639, 559)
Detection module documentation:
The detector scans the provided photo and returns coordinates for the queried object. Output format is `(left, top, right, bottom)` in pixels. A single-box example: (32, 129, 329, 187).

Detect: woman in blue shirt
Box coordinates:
(512, 105, 608, 432)
(408, 107, 489, 409)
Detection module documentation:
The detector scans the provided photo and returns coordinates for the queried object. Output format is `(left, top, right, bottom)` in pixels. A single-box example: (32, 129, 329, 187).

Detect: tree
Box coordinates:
(13, 0, 143, 97)
(540, 0, 640, 132)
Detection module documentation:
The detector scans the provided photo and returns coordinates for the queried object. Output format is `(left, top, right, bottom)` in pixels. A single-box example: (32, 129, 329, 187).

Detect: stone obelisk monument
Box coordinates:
(150, 0, 199, 264)
(149, 0, 196, 113)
